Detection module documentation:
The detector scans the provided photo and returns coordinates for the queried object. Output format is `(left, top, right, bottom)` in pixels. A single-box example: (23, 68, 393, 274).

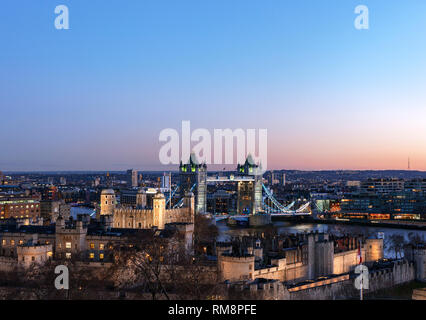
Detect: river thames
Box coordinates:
(71, 206, 425, 258)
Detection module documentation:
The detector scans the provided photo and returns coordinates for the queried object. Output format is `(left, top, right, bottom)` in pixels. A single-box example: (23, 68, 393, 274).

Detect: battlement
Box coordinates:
(225, 278, 289, 300)
(216, 242, 232, 248)
(17, 243, 52, 255)
(221, 253, 255, 261)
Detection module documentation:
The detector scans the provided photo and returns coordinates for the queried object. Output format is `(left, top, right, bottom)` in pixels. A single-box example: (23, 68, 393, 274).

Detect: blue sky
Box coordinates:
(1, 1, 426, 171)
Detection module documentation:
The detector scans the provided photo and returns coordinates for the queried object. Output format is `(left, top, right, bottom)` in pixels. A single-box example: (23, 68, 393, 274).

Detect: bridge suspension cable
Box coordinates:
(173, 183, 196, 209)
(166, 185, 179, 206)
(261, 183, 310, 215)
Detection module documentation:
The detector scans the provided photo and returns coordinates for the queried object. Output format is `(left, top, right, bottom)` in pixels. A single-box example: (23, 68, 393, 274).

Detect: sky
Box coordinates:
(1, 0, 426, 171)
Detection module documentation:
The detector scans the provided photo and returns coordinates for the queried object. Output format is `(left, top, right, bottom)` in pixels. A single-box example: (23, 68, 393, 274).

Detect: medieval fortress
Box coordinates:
(0, 156, 424, 299)
(218, 233, 426, 299)
(99, 188, 195, 230)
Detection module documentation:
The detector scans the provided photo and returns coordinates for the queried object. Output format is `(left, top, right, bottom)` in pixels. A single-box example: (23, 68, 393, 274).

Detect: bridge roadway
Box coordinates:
(206, 176, 255, 183)
(214, 212, 311, 222)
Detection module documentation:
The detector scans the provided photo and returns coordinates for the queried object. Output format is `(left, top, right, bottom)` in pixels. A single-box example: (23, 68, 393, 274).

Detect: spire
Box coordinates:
(189, 152, 199, 165)
(245, 154, 255, 166)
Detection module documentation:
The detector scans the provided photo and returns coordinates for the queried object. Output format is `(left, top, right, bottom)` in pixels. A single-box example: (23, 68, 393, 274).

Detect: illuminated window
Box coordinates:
(2, 240, 6, 245)
(99, 253, 104, 260)
(89, 253, 94, 259)
(99, 244, 104, 250)
(66, 252, 71, 259)
(11, 240, 15, 245)
(66, 242, 72, 249)
(19, 240, 23, 245)
(90, 243, 95, 249)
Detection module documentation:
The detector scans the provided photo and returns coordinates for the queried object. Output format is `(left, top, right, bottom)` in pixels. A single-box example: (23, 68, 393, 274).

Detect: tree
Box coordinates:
(108, 225, 225, 300)
(8, 251, 111, 300)
(163, 254, 223, 300)
(193, 213, 218, 245)
(108, 230, 178, 300)
(386, 234, 405, 259)
(407, 232, 425, 246)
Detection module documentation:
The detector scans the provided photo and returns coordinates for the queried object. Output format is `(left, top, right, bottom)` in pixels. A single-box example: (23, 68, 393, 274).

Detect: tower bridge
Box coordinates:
(168, 153, 311, 218)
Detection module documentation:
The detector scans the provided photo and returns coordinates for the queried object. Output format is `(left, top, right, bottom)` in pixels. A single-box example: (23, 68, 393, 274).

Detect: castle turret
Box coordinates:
(55, 217, 87, 260)
(218, 253, 255, 282)
(100, 189, 116, 216)
(183, 192, 195, 223)
(153, 191, 166, 229)
(136, 188, 147, 208)
(405, 244, 426, 281)
(413, 246, 426, 281)
(307, 233, 316, 279)
(315, 240, 334, 276)
(55, 214, 65, 232)
(365, 238, 384, 262)
(100, 214, 113, 232)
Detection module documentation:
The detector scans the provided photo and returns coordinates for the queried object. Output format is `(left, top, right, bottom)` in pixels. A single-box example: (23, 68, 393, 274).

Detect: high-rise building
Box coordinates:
(127, 169, 138, 187)
(42, 186, 58, 201)
(360, 178, 405, 194)
(0, 198, 40, 220)
(161, 172, 171, 189)
(93, 177, 100, 187)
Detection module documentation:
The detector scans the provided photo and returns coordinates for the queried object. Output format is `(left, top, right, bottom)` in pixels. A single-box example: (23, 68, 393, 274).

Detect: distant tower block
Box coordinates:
(100, 189, 116, 215)
(179, 153, 207, 214)
(127, 169, 138, 187)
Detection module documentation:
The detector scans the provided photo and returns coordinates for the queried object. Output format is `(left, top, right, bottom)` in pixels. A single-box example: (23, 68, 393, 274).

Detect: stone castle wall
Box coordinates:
(114, 207, 193, 229)
(219, 255, 255, 282)
(285, 262, 310, 284)
(0, 256, 16, 272)
(333, 249, 365, 275)
(113, 193, 194, 230)
(288, 260, 415, 300)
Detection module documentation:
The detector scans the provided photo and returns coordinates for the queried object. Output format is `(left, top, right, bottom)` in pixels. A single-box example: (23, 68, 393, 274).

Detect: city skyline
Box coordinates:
(2, 1, 426, 171)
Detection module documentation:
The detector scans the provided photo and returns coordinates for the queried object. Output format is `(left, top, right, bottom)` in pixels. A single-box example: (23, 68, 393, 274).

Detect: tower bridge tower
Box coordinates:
(236, 155, 262, 215)
(179, 153, 207, 214)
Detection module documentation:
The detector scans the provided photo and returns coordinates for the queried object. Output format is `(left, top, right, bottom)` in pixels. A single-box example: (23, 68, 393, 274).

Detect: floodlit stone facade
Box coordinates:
(100, 189, 116, 216)
(113, 191, 194, 230)
(217, 233, 384, 284)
